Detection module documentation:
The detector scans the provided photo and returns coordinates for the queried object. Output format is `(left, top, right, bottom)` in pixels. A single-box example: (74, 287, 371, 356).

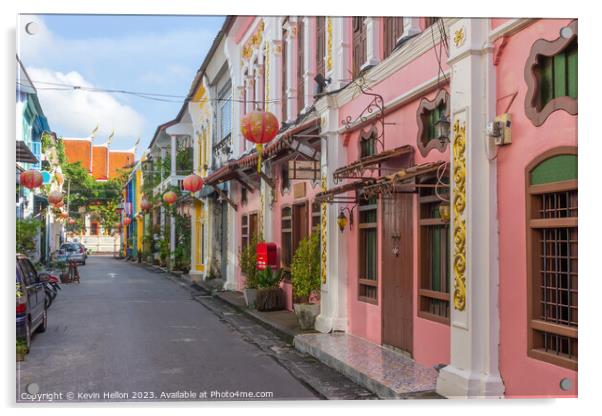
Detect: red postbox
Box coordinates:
(256, 242, 278, 270)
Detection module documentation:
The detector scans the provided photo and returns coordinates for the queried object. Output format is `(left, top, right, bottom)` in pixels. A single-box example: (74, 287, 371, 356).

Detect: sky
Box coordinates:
(17, 14, 225, 158)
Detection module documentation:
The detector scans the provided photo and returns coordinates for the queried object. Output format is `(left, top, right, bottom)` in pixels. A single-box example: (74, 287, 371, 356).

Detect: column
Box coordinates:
(314, 96, 348, 333)
(285, 20, 297, 122)
(435, 18, 505, 398)
(402, 17, 422, 39)
(333, 17, 351, 89)
(364, 17, 380, 69)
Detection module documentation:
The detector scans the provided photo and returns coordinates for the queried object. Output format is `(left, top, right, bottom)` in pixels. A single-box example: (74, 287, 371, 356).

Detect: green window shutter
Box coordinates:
(553, 52, 567, 98)
(431, 227, 441, 291)
(567, 44, 578, 99)
(530, 154, 578, 185)
(539, 56, 554, 108)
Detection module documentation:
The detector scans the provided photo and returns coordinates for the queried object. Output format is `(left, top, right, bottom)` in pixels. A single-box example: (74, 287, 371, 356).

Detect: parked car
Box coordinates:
(75, 242, 88, 261)
(56, 242, 86, 265)
(16, 254, 48, 352)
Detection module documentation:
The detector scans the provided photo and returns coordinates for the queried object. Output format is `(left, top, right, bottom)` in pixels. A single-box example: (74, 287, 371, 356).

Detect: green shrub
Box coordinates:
(291, 230, 321, 303)
(257, 267, 283, 289)
(16, 218, 41, 256)
(239, 235, 262, 289)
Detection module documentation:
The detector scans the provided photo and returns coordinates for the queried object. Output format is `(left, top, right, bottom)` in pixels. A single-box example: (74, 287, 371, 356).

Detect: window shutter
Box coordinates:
(316, 16, 325, 76)
(297, 18, 305, 114)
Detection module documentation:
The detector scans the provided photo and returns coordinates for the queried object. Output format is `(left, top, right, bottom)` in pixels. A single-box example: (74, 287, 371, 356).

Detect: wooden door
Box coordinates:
(292, 202, 309, 256)
(381, 193, 414, 354)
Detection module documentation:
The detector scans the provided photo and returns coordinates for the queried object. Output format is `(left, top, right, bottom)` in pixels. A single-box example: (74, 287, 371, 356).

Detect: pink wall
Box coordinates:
(235, 163, 321, 312)
(339, 48, 451, 367)
(495, 18, 577, 397)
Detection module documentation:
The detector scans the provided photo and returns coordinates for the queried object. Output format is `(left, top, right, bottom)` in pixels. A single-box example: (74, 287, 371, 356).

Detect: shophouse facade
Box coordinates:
(138, 16, 578, 398)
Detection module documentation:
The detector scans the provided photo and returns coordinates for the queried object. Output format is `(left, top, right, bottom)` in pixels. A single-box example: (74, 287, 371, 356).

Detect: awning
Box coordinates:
(333, 145, 414, 180)
(362, 161, 448, 197)
(16, 140, 39, 164)
(314, 178, 377, 204)
(237, 116, 321, 170)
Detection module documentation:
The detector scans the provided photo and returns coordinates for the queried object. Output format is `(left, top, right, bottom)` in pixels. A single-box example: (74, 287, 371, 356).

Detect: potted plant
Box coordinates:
(239, 235, 260, 308)
(159, 239, 170, 267)
(291, 231, 321, 330)
(16, 339, 27, 362)
(256, 267, 285, 311)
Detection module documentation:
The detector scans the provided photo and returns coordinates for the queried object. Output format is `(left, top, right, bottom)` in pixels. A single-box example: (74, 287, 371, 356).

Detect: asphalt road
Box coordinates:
(16, 256, 318, 403)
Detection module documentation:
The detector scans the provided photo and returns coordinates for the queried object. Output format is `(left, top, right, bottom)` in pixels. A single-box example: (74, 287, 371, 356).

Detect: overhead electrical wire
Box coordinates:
(19, 79, 294, 105)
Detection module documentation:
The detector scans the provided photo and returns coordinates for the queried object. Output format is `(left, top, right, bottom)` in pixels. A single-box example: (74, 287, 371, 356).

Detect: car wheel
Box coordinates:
(36, 309, 48, 333)
(24, 319, 32, 353)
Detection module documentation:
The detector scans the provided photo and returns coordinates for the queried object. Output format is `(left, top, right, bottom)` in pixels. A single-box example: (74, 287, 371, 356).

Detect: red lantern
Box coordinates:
(163, 191, 177, 205)
(68, 218, 76, 225)
(123, 217, 132, 226)
(60, 211, 69, 219)
(140, 197, 152, 211)
(19, 169, 43, 190)
(48, 191, 64, 205)
(53, 200, 65, 208)
(182, 174, 204, 193)
(240, 110, 280, 172)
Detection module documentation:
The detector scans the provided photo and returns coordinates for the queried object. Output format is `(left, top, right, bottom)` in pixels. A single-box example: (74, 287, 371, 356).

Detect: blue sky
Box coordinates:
(18, 14, 224, 157)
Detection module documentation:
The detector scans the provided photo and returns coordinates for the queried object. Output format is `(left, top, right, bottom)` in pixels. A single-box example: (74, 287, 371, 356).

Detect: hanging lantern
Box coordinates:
(48, 190, 64, 205)
(337, 211, 348, 232)
(52, 200, 65, 208)
(68, 218, 76, 225)
(163, 191, 177, 205)
(123, 216, 132, 226)
(60, 211, 69, 219)
(140, 197, 152, 211)
(182, 173, 204, 193)
(19, 169, 43, 190)
(240, 110, 280, 173)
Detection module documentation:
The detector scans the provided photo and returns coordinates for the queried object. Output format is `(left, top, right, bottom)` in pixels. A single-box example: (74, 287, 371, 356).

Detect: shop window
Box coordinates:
(383, 17, 404, 58)
(297, 17, 305, 113)
(527, 149, 578, 370)
(241, 187, 248, 206)
(281, 206, 292, 268)
(360, 128, 377, 158)
(424, 17, 440, 28)
(418, 176, 450, 324)
(241, 214, 249, 248)
(416, 89, 449, 157)
(352, 17, 367, 79)
(281, 163, 290, 193)
(358, 195, 378, 303)
(316, 16, 326, 78)
(525, 20, 577, 126)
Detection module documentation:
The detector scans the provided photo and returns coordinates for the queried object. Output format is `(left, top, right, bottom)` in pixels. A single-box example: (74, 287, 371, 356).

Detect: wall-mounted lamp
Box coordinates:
(438, 203, 450, 223)
(337, 206, 355, 232)
(435, 112, 451, 145)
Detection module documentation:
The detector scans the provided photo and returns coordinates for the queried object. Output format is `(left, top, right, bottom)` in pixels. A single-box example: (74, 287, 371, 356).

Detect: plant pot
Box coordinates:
(243, 288, 258, 308)
(256, 287, 285, 312)
(294, 303, 320, 330)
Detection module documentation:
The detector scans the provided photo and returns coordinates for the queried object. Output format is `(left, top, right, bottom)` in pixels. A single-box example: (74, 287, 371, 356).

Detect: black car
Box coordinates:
(16, 254, 48, 351)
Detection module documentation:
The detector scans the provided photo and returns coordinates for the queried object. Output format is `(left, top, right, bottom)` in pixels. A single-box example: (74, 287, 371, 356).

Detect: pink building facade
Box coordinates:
(198, 16, 577, 398)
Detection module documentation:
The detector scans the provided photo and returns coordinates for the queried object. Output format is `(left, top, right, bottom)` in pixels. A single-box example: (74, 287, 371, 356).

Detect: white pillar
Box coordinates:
(402, 17, 422, 39)
(170, 135, 177, 178)
(301, 17, 314, 113)
(314, 96, 348, 333)
(285, 20, 297, 122)
(436, 18, 505, 399)
(333, 17, 351, 89)
(363, 17, 380, 69)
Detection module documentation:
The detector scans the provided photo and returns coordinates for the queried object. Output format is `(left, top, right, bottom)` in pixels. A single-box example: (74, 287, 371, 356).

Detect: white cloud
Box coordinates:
(27, 67, 145, 147)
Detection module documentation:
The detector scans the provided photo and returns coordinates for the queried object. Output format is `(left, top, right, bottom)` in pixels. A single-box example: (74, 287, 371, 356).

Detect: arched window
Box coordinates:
(526, 148, 578, 370)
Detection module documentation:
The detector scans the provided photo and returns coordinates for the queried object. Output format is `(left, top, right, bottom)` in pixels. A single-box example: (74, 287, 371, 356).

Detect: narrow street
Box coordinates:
(17, 256, 349, 402)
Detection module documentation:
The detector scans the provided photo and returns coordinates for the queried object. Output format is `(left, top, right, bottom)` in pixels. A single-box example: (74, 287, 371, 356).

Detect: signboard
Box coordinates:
(288, 160, 320, 181)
